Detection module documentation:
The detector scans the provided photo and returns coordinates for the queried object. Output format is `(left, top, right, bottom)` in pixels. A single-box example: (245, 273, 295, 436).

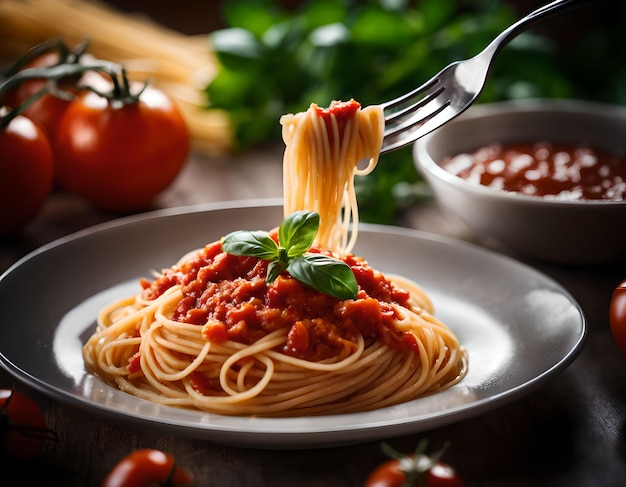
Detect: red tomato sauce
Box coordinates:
(314, 99, 361, 121)
(313, 99, 361, 148)
(141, 240, 415, 362)
(441, 141, 626, 200)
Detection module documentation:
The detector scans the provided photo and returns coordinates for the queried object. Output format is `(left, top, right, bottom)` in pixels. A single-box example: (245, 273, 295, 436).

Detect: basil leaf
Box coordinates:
(221, 211, 357, 299)
(279, 210, 319, 257)
(222, 230, 279, 260)
(287, 254, 357, 300)
(266, 260, 287, 284)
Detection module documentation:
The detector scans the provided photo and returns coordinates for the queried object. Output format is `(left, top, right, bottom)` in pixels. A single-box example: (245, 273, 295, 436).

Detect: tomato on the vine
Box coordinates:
(1, 50, 60, 107)
(54, 80, 190, 211)
(364, 441, 465, 487)
(0, 388, 53, 459)
(610, 279, 626, 359)
(2, 39, 189, 212)
(102, 449, 193, 487)
(1, 51, 74, 141)
(0, 108, 54, 234)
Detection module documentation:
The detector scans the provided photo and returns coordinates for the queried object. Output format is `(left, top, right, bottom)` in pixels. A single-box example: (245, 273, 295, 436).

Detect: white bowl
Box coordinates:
(413, 99, 626, 264)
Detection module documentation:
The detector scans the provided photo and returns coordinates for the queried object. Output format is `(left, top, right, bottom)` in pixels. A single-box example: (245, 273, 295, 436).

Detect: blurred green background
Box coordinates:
(113, 0, 626, 223)
(202, 0, 626, 223)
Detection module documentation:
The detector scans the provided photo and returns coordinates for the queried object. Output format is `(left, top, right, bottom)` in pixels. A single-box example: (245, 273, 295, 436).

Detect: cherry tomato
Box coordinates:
(0, 109, 54, 233)
(2, 51, 72, 141)
(102, 449, 193, 487)
(610, 279, 626, 359)
(2, 51, 60, 107)
(364, 442, 465, 487)
(54, 84, 189, 211)
(0, 388, 50, 459)
(2, 44, 112, 143)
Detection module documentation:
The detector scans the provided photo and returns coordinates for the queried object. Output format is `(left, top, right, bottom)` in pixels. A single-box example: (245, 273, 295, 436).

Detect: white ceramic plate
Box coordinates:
(0, 200, 586, 449)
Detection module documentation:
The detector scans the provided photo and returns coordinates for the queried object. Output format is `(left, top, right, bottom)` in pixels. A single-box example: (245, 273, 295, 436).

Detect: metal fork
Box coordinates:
(380, 0, 590, 154)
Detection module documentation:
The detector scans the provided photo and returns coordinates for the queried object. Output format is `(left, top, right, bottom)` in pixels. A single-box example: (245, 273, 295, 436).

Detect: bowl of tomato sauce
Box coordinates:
(413, 98, 626, 264)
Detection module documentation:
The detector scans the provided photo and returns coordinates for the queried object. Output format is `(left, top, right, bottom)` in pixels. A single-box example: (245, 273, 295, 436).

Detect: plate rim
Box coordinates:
(0, 198, 587, 448)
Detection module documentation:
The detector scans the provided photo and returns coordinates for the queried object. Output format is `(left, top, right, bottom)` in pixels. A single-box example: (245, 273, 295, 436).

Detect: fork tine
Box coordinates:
(383, 83, 446, 126)
(382, 75, 443, 117)
(380, 61, 459, 154)
(383, 86, 449, 139)
(381, 101, 456, 154)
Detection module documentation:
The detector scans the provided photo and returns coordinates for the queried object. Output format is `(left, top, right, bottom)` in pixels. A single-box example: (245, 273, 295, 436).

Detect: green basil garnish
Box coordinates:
(221, 210, 358, 300)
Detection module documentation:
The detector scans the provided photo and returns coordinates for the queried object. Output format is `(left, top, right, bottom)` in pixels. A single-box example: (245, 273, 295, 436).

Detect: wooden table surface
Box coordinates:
(1, 147, 626, 486)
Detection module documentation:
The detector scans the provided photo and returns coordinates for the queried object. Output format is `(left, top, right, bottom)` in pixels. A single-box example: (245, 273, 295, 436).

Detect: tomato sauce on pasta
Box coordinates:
(140, 239, 417, 363)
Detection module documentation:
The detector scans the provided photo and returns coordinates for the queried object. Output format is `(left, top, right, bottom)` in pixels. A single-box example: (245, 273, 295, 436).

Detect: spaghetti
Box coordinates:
(280, 100, 384, 254)
(82, 100, 468, 416)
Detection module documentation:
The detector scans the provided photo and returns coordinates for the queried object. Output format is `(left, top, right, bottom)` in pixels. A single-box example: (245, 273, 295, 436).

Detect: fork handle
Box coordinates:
(486, 0, 592, 57)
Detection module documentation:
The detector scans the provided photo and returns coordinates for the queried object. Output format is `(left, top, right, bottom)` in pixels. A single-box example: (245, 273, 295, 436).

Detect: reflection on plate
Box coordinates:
(0, 199, 586, 449)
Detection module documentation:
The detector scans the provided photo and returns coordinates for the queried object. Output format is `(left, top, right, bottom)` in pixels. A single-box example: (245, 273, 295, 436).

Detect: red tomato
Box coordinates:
(10, 82, 71, 142)
(54, 85, 189, 211)
(610, 279, 626, 359)
(1, 51, 72, 141)
(0, 110, 54, 233)
(102, 449, 193, 487)
(0, 388, 50, 459)
(365, 443, 465, 487)
(1, 51, 60, 107)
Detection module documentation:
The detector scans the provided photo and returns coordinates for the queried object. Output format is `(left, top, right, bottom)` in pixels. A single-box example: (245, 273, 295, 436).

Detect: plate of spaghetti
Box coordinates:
(0, 100, 585, 448)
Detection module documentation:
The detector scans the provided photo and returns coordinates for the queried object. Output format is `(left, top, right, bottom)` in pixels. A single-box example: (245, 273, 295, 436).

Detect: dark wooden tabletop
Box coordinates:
(1, 146, 626, 486)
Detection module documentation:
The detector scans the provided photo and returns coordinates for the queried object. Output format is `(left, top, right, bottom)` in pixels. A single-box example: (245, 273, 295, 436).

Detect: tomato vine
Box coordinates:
(0, 38, 190, 222)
